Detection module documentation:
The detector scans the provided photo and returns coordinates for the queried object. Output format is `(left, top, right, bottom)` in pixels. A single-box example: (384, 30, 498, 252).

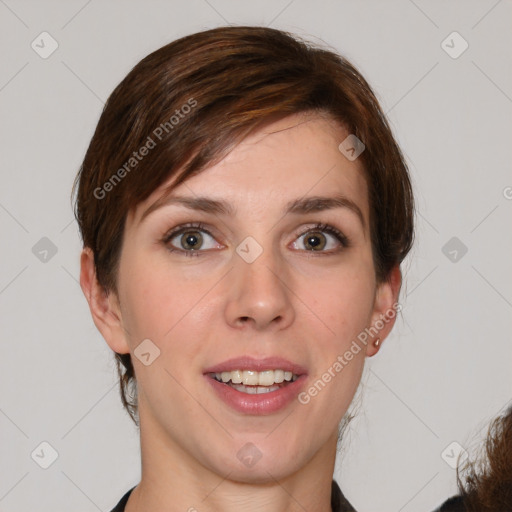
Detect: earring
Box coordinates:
(373, 338, 380, 348)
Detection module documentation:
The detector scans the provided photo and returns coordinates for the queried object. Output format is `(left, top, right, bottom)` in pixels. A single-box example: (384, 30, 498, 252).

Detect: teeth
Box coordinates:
(274, 369, 284, 383)
(231, 370, 243, 384)
(212, 369, 299, 386)
(232, 384, 281, 394)
(243, 370, 259, 386)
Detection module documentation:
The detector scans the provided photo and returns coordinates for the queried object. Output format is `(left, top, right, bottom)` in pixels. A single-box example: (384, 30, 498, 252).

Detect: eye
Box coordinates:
(162, 221, 349, 257)
(163, 223, 222, 257)
(291, 223, 349, 253)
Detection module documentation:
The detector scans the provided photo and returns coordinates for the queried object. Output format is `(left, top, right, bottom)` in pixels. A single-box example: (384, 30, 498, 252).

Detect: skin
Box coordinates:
(80, 112, 401, 512)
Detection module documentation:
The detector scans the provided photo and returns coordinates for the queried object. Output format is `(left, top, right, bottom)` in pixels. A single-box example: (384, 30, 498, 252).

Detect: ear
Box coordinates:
(366, 265, 402, 357)
(79, 247, 130, 354)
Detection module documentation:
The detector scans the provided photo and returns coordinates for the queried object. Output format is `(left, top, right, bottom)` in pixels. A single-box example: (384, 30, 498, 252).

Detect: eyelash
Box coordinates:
(161, 222, 350, 257)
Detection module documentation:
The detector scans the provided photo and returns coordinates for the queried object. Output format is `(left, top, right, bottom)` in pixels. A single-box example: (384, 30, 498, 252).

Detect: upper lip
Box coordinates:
(203, 356, 308, 376)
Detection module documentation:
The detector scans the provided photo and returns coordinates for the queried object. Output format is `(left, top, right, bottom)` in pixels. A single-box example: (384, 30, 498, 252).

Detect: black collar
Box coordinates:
(110, 479, 357, 512)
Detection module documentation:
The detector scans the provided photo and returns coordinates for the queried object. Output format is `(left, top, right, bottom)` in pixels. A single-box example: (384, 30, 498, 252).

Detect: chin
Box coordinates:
(220, 459, 298, 485)
(198, 436, 308, 483)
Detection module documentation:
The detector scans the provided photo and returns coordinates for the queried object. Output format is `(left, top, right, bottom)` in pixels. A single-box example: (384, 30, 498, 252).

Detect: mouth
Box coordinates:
(203, 356, 307, 414)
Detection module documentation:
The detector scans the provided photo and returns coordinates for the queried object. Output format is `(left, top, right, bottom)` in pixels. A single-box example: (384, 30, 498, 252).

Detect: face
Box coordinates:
(83, 112, 400, 483)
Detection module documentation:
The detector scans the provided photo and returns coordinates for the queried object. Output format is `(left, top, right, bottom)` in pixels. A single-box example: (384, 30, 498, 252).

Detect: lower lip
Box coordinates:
(204, 375, 307, 415)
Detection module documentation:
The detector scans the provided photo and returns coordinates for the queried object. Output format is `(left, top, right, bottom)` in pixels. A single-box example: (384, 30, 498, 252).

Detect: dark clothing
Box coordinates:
(109, 480, 465, 511)
(432, 494, 467, 511)
(110, 486, 132, 512)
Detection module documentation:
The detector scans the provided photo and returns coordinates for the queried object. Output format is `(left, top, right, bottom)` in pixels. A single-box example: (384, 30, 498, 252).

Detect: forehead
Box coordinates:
(130, 113, 369, 226)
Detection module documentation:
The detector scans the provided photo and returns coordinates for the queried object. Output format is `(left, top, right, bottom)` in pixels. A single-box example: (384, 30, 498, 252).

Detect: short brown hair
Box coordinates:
(72, 25, 414, 425)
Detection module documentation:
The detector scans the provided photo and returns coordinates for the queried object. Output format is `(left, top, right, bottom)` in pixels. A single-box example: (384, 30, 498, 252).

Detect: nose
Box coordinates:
(224, 241, 295, 332)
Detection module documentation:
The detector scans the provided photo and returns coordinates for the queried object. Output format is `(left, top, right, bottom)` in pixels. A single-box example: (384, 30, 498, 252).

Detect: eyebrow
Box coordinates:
(139, 193, 365, 228)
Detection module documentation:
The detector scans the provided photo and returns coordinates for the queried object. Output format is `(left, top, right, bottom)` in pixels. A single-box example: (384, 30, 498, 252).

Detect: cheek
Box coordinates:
(305, 265, 376, 345)
(119, 251, 219, 357)
(299, 272, 373, 422)
(117, 250, 184, 339)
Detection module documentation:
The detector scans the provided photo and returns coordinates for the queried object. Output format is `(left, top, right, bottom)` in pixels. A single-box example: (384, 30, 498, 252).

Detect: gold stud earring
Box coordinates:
(374, 338, 380, 348)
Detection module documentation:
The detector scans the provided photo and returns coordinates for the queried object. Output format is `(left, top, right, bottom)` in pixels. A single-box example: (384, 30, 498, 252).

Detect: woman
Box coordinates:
(73, 25, 482, 511)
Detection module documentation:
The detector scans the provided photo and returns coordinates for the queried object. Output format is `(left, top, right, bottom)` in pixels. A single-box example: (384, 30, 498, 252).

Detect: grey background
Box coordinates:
(1, 1, 511, 511)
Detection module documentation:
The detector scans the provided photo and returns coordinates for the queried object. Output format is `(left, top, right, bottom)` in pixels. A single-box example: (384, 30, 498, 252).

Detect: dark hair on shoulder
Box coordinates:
(455, 405, 512, 511)
(72, 25, 414, 425)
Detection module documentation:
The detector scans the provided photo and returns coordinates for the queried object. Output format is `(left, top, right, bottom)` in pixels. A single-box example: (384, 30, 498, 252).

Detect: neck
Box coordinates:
(125, 401, 338, 512)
